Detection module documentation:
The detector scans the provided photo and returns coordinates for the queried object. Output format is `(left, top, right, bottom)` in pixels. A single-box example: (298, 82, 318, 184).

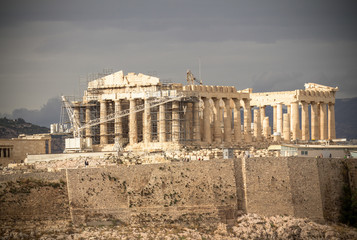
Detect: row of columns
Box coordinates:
(0, 148, 12, 158)
(201, 97, 251, 145)
(270, 101, 335, 141)
(81, 97, 253, 146)
(77, 98, 336, 146)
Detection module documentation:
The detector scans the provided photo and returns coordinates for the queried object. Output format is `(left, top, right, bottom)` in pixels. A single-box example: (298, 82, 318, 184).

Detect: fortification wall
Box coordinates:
(0, 157, 356, 229)
(67, 159, 239, 226)
(287, 158, 324, 221)
(0, 170, 70, 231)
(243, 157, 295, 217)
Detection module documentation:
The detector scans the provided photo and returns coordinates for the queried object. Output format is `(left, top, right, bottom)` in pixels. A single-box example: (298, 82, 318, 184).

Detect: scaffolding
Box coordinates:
(60, 87, 198, 151)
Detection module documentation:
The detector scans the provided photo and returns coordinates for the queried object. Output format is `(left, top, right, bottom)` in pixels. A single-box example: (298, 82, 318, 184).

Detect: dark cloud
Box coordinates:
(0, 0, 357, 117)
(10, 97, 61, 127)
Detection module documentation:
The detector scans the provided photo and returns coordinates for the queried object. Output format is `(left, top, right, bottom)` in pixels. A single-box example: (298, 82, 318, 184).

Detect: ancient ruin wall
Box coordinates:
(1, 157, 356, 228)
(316, 158, 352, 222)
(0, 171, 70, 231)
(287, 158, 324, 221)
(243, 157, 295, 217)
(67, 159, 239, 225)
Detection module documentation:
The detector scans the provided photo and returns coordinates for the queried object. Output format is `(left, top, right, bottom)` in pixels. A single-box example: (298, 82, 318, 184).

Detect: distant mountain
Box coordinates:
(0, 117, 49, 139)
(335, 97, 357, 140)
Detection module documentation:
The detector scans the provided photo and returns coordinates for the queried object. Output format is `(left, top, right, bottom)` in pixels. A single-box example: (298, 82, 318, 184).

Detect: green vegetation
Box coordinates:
(0, 117, 49, 138)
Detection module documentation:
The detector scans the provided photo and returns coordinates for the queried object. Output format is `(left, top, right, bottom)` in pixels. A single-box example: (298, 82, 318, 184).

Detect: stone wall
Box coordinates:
(67, 160, 239, 226)
(243, 157, 295, 217)
(0, 170, 70, 231)
(0, 157, 356, 228)
(0, 138, 49, 166)
(287, 158, 324, 221)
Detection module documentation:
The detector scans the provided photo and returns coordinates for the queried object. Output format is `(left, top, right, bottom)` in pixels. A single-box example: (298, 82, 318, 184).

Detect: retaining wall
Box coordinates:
(0, 157, 356, 228)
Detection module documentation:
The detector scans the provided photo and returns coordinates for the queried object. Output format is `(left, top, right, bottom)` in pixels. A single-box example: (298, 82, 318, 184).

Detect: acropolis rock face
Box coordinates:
(70, 70, 338, 151)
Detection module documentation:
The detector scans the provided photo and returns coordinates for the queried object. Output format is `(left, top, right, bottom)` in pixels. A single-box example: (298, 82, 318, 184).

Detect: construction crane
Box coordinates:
(186, 70, 202, 85)
(61, 96, 81, 138)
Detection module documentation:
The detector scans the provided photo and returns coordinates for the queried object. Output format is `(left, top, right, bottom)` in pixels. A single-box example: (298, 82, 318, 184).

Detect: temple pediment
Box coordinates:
(304, 83, 338, 92)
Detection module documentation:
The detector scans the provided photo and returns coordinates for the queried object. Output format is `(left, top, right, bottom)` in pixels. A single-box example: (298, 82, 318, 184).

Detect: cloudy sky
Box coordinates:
(1, 0, 357, 125)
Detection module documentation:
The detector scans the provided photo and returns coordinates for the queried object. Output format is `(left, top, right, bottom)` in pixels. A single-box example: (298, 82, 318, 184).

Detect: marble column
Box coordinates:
(85, 105, 91, 140)
(185, 103, 193, 141)
(283, 113, 290, 141)
(277, 103, 283, 134)
(263, 117, 270, 138)
(193, 99, 201, 142)
(100, 100, 108, 144)
(291, 101, 300, 140)
(260, 106, 266, 132)
(233, 99, 241, 142)
(328, 103, 336, 139)
(203, 98, 212, 144)
(320, 102, 328, 140)
(114, 100, 122, 143)
(253, 108, 261, 140)
(159, 103, 166, 142)
(311, 102, 318, 140)
(273, 105, 277, 133)
(143, 99, 152, 143)
(243, 99, 252, 142)
(214, 98, 222, 143)
(223, 98, 232, 143)
(129, 99, 138, 144)
(172, 101, 180, 143)
(301, 101, 309, 141)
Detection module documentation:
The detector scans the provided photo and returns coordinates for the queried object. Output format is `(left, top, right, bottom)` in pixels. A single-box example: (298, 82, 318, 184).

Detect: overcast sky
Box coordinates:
(1, 0, 357, 120)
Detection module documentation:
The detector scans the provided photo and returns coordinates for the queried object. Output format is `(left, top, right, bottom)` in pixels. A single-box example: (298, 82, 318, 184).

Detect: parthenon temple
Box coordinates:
(69, 70, 338, 151)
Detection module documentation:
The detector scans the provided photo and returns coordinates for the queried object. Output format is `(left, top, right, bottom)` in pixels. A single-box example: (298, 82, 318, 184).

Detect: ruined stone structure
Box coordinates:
(0, 135, 51, 166)
(1, 157, 356, 228)
(70, 71, 338, 151)
(250, 83, 338, 141)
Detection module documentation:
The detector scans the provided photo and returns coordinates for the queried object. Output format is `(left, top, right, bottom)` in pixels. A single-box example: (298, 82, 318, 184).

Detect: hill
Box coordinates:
(0, 117, 49, 139)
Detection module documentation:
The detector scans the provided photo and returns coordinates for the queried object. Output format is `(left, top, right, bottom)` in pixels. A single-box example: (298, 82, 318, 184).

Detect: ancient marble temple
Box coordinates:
(71, 70, 337, 151)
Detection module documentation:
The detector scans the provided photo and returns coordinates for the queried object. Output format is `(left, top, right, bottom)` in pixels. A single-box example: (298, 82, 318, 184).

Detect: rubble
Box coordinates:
(1, 214, 356, 240)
